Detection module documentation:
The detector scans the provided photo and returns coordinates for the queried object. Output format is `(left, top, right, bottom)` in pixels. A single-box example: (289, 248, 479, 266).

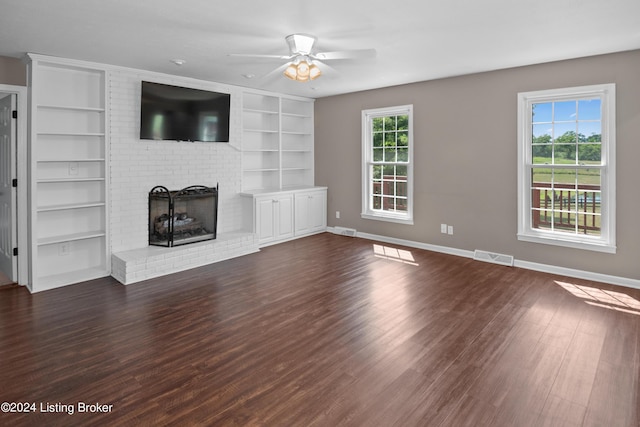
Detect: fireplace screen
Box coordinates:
(149, 184, 218, 247)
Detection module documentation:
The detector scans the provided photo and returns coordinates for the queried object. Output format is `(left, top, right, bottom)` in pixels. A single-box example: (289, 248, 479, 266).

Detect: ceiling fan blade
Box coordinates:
(228, 53, 293, 60)
(261, 63, 290, 81)
(313, 48, 376, 61)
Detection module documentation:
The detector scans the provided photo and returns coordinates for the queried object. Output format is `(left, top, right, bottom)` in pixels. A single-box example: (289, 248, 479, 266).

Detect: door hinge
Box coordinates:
(12, 110, 17, 119)
(12, 179, 17, 188)
(13, 248, 18, 256)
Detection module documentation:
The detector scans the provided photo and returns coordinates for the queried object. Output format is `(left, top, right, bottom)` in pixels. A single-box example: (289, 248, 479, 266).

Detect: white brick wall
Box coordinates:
(108, 69, 245, 253)
(111, 232, 259, 285)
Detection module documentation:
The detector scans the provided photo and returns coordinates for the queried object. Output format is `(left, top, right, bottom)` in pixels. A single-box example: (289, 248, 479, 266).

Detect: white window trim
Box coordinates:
(517, 84, 616, 253)
(361, 105, 414, 225)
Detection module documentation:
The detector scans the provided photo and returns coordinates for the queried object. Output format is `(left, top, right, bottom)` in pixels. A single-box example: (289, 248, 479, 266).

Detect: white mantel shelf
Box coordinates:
(111, 232, 259, 285)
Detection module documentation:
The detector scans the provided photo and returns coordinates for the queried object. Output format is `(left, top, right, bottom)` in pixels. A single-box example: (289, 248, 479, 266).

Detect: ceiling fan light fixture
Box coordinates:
(283, 59, 321, 82)
(309, 63, 321, 80)
(284, 63, 298, 80)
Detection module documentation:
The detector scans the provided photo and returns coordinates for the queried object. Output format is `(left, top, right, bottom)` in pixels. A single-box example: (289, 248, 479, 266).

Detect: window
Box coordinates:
(362, 105, 413, 224)
(517, 84, 616, 253)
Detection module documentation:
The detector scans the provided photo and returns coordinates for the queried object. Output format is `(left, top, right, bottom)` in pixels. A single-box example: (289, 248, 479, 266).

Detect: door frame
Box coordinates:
(0, 84, 28, 287)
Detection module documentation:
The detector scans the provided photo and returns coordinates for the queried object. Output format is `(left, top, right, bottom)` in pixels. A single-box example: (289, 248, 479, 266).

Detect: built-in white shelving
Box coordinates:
(240, 91, 325, 246)
(27, 54, 110, 291)
(241, 91, 314, 192)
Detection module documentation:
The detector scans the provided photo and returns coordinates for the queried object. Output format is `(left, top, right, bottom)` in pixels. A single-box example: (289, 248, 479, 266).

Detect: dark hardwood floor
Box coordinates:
(1, 233, 638, 426)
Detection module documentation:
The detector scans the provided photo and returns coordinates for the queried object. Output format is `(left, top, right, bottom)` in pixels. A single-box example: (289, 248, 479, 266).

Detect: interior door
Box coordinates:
(0, 93, 17, 282)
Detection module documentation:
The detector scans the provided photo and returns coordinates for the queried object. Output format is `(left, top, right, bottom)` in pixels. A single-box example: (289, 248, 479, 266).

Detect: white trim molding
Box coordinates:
(327, 228, 640, 291)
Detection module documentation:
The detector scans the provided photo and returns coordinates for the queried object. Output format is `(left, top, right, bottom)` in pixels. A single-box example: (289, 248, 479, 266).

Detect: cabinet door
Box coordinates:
(255, 194, 294, 244)
(275, 194, 294, 240)
(294, 193, 311, 235)
(308, 191, 327, 232)
(295, 190, 327, 236)
(256, 197, 276, 244)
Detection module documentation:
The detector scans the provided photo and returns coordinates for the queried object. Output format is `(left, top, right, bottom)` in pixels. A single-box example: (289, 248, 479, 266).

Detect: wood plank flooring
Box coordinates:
(1, 233, 639, 426)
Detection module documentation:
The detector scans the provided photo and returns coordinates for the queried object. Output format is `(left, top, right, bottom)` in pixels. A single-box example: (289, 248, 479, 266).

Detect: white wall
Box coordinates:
(108, 69, 245, 253)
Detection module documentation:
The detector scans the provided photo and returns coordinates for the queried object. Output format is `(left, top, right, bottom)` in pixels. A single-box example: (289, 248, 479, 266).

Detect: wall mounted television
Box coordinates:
(140, 81, 231, 142)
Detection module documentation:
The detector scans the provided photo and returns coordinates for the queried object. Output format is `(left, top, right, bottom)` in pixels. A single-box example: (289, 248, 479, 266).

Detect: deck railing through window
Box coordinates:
(532, 182, 601, 234)
(372, 175, 408, 211)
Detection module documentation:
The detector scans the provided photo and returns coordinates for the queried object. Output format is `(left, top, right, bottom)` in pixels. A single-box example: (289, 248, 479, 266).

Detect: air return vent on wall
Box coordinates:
(473, 250, 514, 267)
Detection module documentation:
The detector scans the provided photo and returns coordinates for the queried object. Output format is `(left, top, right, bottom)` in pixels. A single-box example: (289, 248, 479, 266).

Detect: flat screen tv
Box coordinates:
(140, 81, 231, 142)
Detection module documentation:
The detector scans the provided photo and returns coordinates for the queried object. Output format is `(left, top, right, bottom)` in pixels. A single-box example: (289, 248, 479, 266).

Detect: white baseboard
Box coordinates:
(327, 228, 640, 291)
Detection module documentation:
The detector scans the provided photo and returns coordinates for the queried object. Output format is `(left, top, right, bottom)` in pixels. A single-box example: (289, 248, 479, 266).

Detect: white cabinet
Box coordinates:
(241, 91, 314, 192)
(27, 55, 109, 291)
(255, 193, 294, 245)
(242, 187, 326, 247)
(295, 189, 327, 236)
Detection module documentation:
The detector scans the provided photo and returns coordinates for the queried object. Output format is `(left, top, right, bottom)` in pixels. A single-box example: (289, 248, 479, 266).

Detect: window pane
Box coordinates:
(396, 181, 407, 197)
(532, 102, 553, 123)
(576, 191, 600, 208)
(373, 180, 382, 195)
(372, 165, 382, 179)
(384, 131, 396, 146)
(554, 101, 577, 121)
(397, 148, 409, 162)
(384, 116, 396, 131)
(554, 124, 577, 142)
(397, 115, 409, 130)
(578, 99, 601, 120)
(532, 124, 552, 142)
(554, 144, 576, 163)
(373, 132, 383, 147)
(578, 121, 601, 142)
(553, 168, 577, 186)
(373, 147, 383, 161)
(373, 195, 382, 209)
(578, 144, 601, 164)
(373, 117, 383, 132)
(532, 167, 551, 185)
(532, 144, 552, 164)
(578, 213, 601, 236)
(384, 147, 397, 162)
(397, 131, 409, 146)
(383, 165, 395, 177)
(396, 165, 408, 177)
(577, 168, 600, 187)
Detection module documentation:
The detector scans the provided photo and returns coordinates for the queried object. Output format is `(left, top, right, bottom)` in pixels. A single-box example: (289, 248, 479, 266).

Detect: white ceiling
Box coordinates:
(1, 0, 639, 98)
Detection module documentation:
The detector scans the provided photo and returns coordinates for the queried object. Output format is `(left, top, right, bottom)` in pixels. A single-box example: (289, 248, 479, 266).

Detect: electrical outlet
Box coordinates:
(440, 223, 447, 234)
(447, 225, 454, 235)
(336, 211, 340, 219)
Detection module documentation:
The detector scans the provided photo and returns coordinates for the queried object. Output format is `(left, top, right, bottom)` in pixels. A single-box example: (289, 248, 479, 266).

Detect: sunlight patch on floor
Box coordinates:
(555, 280, 640, 316)
(373, 244, 419, 266)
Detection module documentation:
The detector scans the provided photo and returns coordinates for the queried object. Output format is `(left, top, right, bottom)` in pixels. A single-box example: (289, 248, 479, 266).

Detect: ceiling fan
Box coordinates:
(229, 34, 376, 82)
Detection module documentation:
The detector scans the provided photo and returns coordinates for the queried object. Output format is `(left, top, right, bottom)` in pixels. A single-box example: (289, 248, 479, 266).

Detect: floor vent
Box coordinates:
(473, 250, 514, 267)
(332, 227, 357, 237)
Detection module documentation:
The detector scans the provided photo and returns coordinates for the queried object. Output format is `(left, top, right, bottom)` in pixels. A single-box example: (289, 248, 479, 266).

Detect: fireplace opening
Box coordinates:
(149, 184, 218, 247)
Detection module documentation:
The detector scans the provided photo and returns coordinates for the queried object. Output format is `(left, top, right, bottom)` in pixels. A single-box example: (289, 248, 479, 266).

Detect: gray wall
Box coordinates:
(0, 56, 26, 86)
(315, 49, 640, 280)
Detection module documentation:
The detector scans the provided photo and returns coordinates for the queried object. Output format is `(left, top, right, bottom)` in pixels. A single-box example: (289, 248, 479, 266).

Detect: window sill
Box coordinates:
(361, 212, 414, 225)
(517, 232, 616, 254)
